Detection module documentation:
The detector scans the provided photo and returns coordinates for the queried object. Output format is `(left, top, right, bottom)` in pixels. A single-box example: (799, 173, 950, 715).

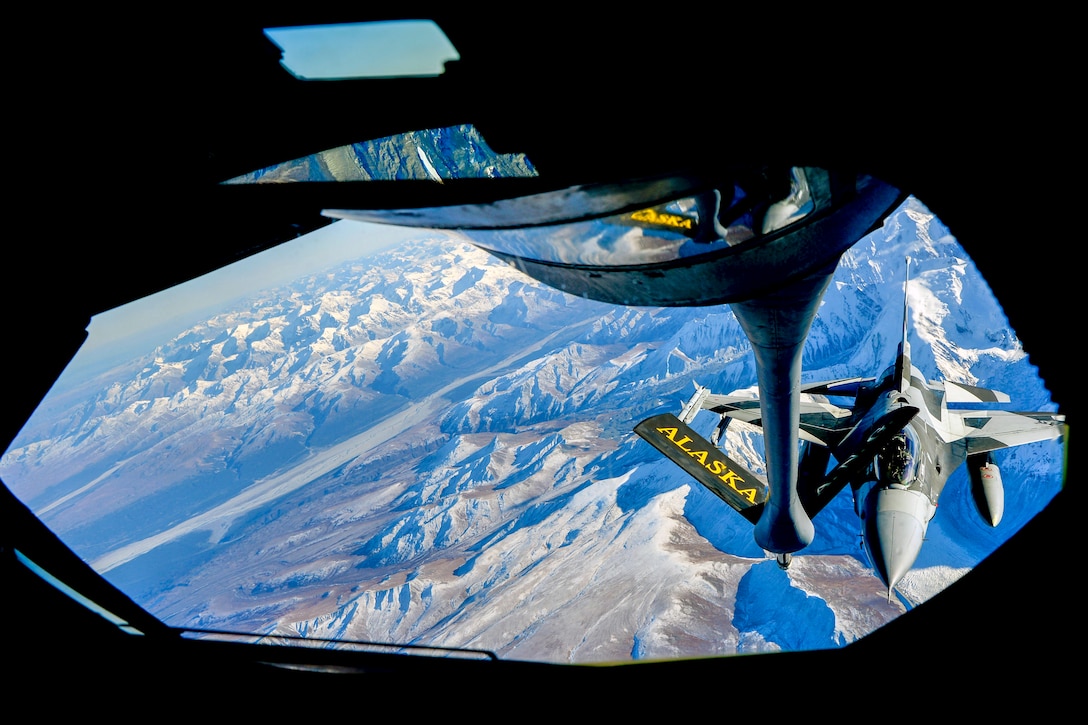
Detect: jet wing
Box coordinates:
(800, 377, 876, 397)
(700, 391, 856, 447)
(935, 380, 1065, 453)
(951, 409, 1066, 455)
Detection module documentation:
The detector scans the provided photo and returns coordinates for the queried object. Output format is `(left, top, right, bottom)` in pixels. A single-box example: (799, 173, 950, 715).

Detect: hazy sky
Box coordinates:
(76, 19, 464, 362)
(75, 220, 423, 371)
(64, 19, 465, 379)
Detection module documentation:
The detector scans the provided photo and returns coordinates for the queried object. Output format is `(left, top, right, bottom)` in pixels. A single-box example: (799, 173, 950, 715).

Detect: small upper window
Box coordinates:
(264, 20, 460, 80)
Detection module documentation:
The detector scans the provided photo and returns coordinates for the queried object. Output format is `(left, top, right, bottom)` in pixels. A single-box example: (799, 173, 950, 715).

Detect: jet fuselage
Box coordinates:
(841, 356, 964, 594)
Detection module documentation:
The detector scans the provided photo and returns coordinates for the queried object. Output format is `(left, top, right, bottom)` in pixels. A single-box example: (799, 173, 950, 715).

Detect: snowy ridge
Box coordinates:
(0, 197, 1063, 663)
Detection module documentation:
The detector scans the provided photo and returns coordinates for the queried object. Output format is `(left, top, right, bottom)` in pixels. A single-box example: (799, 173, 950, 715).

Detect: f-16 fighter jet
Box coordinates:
(635, 259, 1066, 598)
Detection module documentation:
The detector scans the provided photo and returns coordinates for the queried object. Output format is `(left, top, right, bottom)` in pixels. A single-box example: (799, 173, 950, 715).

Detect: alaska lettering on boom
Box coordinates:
(630, 208, 694, 230)
(655, 426, 759, 503)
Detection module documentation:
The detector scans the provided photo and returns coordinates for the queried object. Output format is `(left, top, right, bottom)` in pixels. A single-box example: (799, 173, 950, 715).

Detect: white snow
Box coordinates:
(0, 196, 1064, 664)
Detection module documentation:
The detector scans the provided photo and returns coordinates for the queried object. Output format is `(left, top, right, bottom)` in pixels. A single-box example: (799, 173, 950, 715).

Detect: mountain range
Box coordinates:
(0, 195, 1063, 663)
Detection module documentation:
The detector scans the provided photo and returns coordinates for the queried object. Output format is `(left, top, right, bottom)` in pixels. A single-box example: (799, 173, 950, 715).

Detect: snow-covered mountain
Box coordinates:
(0, 196, 1063, 663)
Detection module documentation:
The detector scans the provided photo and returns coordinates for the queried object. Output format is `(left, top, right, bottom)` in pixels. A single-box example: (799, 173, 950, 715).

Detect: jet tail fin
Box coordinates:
(634, 413, 767, 524)
(895, 256, 912, 391)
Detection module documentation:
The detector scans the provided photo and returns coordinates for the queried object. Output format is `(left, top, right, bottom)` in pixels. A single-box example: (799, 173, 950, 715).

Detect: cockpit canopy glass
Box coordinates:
(875, 429, 919, 485)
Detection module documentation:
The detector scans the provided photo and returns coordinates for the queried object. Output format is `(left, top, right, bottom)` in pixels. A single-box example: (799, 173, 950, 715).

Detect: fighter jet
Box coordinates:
(635, 258, 1066, 598)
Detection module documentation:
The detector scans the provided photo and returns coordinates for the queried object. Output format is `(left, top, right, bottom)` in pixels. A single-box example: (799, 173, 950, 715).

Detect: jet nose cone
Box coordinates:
(863, 488, 930, 593)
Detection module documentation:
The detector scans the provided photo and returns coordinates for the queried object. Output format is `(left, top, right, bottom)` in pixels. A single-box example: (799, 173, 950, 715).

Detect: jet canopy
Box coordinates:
(875, 429, 919, 486)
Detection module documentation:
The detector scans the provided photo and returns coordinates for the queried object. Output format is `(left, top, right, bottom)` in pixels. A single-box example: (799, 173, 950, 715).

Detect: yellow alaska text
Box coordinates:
(630, 208, 694, 230)
(655, 426, 760, 503)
